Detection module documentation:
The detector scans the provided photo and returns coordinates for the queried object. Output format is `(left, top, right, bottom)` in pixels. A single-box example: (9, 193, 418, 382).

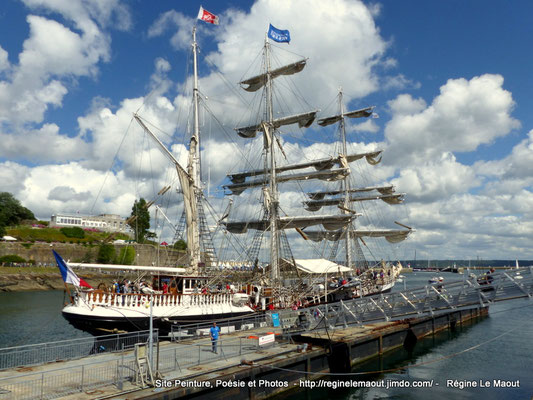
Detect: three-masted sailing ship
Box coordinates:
(57, 20, 413, 334)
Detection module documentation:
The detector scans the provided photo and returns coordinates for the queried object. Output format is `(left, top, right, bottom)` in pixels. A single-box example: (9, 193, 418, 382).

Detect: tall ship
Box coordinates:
(57, 18, 413, 334)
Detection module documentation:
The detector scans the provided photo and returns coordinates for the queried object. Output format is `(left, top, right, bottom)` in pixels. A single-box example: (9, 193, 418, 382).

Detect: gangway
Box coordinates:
(273, 267, 533, 333)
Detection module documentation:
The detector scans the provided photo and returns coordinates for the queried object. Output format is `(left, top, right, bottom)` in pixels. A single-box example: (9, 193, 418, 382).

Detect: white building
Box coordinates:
(50, 213, 132, 234)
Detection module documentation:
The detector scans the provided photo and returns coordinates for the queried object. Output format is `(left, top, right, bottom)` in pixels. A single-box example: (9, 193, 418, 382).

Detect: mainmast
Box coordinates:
(225, 30, 362, 288)
(264, 37, 280, 283)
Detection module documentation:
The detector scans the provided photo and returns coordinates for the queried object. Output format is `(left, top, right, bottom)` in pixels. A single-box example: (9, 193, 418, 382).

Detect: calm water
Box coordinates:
(0, 290, 91, 348)
(1, 273, 532, 399)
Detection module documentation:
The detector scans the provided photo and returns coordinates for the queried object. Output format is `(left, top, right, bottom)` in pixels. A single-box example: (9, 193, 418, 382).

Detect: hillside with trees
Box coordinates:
(0, 192, 35, 237)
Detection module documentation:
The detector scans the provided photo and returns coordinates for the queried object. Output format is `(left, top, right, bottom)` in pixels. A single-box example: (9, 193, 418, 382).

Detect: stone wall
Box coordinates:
(0, 242, 187, 266)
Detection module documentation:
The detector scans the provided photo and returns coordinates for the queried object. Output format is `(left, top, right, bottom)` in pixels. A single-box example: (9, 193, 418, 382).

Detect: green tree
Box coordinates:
(173, 239, 187, 251)
(97, 244, 116, 264)
(0, 193, 35, 231)
(0, 255, 27, 263)
(128, 198, 151, 243)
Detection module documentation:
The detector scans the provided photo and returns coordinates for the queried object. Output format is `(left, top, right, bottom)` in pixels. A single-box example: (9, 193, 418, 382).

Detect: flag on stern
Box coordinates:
(268, 24, 290, 43)
(53, 250, 92, 288)
(198, 6, 219, 25)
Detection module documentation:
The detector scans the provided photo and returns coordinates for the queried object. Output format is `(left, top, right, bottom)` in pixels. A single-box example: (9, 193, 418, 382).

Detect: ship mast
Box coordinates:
(134, 27, 204, 272)
(338, 89, 353, 272)
(188, 26, 202, 270)
(264, 37, 280, 283)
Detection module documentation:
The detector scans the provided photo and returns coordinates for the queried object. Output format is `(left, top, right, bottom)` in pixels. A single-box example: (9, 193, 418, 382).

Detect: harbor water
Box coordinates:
(0, 272, 531, 399)
(278, 271, 533, 400)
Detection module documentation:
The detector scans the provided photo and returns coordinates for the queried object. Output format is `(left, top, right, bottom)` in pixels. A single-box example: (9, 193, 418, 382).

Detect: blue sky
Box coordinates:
(1, 0, 533, 261)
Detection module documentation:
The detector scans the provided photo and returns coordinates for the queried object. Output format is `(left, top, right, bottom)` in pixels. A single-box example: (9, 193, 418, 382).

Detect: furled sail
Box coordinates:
(236, 111, 318, 138)
(228, 151, 382, 184)
(225, 168, 349, 195)
(223, 214, 353, 234)
(304, 193, 405, 211)
(307, 185, 395, 200)
(305, 228, 413, 243)
(317, 106, 375, 127)
(239, 59, 307, 92)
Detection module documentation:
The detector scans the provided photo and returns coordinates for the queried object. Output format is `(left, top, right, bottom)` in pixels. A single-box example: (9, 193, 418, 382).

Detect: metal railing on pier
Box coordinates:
(274, 267, 533, 333)
(0, 330, 157, 371)
(0, 335, 276, 400)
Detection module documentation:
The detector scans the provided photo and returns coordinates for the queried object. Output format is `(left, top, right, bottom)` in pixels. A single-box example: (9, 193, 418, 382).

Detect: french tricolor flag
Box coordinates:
(53, 250, 92, 288)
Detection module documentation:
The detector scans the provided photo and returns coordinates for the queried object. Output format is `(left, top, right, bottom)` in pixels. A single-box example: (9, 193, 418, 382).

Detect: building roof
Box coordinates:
(293, 258, 351, 274)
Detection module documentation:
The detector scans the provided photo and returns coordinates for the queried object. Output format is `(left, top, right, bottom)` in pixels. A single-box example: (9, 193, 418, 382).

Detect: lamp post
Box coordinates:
(148, 295, 154, 372)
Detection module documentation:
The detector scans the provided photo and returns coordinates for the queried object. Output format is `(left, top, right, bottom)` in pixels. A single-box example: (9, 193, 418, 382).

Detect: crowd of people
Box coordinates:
(110, 279, 160, 295)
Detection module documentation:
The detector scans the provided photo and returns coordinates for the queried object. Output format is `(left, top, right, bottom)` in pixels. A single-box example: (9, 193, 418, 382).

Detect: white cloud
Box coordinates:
(148, 10, 194, 51)
(0, 46, 9, 73)
(475, 129, 533, 185)
(17, 162, 141, 219)
(347, 118, 380, 133)
(392, 152, 478, 202)
(0, 162, 31, 194)
(382, 74, 420, 91)
(48, 185, 90, 202)
(209, 0, 389, 107)
(385, 74, 520, 165)
(22, 0, 132, 31)
(0, 0, 130, 127)
(0, 123, 87, 162)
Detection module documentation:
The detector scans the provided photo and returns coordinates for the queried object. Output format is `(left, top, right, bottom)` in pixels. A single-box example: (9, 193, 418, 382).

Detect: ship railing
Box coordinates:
(0, 330, 157, 371)
(79, 292, 235, 308)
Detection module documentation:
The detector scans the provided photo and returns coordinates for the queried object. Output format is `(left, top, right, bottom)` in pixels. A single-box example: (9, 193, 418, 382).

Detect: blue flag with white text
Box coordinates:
(268, 24, 290, 43)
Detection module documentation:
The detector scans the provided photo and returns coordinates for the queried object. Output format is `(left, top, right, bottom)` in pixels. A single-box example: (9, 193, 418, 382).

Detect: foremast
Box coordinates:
(188, 26, 202, 270)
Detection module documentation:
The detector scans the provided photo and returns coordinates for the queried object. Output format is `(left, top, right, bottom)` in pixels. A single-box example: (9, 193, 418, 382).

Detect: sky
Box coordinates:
(1, 0, 533, 261)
